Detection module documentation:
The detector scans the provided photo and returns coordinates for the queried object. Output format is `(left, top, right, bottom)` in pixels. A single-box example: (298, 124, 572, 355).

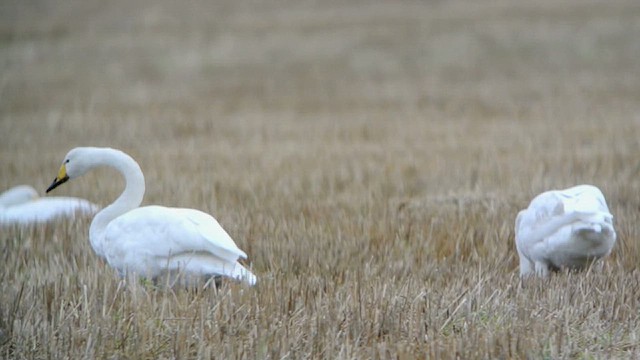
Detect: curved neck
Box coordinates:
(88, 148, 145, 257)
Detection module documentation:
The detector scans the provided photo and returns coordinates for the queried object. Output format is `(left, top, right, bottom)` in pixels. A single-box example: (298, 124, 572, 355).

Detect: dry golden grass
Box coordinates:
(2, 0, 640, 358)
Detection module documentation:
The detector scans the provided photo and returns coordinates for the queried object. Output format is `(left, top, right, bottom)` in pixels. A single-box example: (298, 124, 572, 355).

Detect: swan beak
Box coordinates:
(46, 164, 70, 193)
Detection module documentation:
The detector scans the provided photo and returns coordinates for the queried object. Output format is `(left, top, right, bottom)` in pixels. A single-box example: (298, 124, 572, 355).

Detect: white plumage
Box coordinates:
(46, 147, 256, 286)
(515, 185, 616, 277)
(0, 185, 98, 225)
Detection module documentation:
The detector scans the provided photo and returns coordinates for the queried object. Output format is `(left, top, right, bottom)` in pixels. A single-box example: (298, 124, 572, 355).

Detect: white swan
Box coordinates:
(46, 147, 257, 286)
(515, 184, 616, 277)
(0, 185, 98, 225)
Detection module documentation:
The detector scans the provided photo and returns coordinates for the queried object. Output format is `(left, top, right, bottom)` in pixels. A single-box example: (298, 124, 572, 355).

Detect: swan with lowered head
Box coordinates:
(0, 185, 98, 225)
(46, 147, 256, 286)
(515, 184, 616, 277)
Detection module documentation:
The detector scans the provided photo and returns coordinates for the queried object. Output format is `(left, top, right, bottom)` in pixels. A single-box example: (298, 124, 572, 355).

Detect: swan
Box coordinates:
(45, 147, 257, 286)
(515, 184, 616, 277)
(0, 185, 98, 225)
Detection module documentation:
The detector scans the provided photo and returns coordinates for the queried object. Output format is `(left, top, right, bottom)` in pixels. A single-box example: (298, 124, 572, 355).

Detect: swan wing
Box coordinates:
(103, 206, 248, 270)
(0, 197, 98, 224)
(36, 197, 99, 214)
(173, 207, 248, 259)
(558, 185, 612, 218)
(516, 191, 562, 240)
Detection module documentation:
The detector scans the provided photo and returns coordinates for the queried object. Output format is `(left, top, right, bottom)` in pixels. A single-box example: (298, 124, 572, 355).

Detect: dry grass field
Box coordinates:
(2, 0, 640, 358)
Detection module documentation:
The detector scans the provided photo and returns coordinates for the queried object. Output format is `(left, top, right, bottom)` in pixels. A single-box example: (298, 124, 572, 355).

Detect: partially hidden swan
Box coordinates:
(515, 184, 616, 277)
(0, 185, 98, 225)
(46, 147, 256, 286)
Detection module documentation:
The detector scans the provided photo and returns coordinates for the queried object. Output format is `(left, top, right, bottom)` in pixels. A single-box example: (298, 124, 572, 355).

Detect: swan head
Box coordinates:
(0, 185, 39, 207)
(46, 148, 94, 193)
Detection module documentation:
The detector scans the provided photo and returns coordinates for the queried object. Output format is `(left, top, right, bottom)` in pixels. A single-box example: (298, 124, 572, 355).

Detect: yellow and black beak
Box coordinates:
(46, 164, 70, 193)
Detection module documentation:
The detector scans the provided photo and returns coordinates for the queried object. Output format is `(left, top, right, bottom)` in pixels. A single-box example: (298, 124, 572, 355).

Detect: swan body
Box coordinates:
(0, 185, 98, 225)
(515, 185, 616, 277)
(46, 147, 256, 286)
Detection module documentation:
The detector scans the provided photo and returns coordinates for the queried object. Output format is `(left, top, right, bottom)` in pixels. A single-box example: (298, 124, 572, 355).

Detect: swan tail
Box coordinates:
(200, 259, 257, 286)
(230, 263, 257, 286)
(163, 253, 257, 286)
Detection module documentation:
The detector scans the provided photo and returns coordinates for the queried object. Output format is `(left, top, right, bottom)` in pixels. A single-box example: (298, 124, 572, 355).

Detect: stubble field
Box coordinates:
(2, 0, 640, 358)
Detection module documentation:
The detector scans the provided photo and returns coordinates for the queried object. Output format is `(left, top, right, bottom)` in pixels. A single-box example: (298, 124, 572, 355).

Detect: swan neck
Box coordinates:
(88, 149, 145, 257)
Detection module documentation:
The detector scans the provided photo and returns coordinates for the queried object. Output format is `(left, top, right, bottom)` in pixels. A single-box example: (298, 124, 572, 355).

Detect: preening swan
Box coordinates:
(0, 185, 98, 225)
(46, 147, 256, 286)
(515, 185, 616, 277)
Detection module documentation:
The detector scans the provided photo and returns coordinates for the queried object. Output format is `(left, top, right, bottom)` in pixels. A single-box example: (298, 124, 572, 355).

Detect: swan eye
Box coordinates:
(65, 159, 70, 164)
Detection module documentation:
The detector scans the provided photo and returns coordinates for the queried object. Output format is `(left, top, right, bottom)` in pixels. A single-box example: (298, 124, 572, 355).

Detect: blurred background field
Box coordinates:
(2, 0, 640, 358)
